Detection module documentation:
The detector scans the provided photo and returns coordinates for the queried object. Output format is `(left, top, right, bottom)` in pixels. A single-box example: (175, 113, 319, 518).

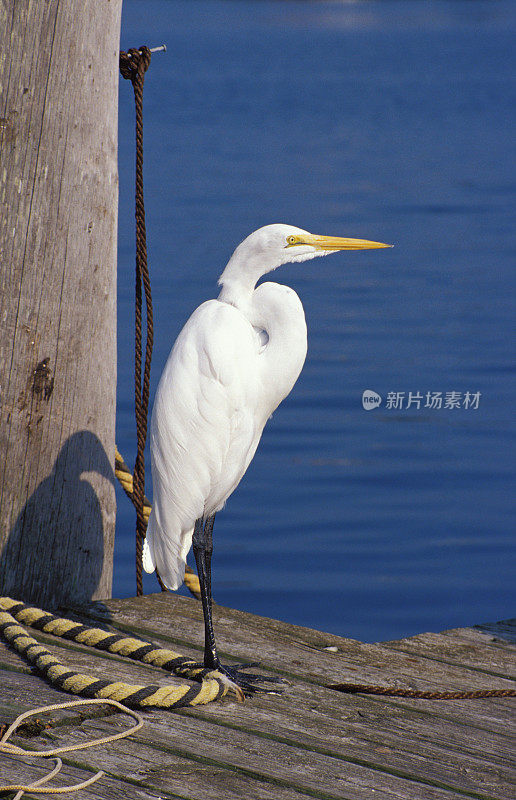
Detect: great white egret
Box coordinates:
(144, 223, 390, 697)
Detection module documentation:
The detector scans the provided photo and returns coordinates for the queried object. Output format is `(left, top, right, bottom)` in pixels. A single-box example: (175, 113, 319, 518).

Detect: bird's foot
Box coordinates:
(209, 661, 284, 700)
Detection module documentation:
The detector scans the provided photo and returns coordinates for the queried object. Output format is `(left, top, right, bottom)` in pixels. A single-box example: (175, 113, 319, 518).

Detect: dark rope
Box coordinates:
(119, 46, 153, 596)
(326, 682, 516, 699)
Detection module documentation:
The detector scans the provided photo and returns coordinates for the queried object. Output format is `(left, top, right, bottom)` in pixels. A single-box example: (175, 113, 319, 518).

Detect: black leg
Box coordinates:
(192, 513, 285, 697)
(192, 514, 218, 669)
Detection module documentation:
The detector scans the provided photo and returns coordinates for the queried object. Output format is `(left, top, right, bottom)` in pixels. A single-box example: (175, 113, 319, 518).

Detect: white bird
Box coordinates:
(144, 223, 390, 695)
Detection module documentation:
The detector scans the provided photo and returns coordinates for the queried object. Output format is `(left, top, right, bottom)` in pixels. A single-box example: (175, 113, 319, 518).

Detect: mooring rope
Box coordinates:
(119, 45, 154, 598)
(325, 681, 516, 700)
(0, 598, 243, 708)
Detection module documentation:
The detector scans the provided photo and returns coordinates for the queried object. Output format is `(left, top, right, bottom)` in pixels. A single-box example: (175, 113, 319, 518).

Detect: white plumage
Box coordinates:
(144, 224, 390, 593)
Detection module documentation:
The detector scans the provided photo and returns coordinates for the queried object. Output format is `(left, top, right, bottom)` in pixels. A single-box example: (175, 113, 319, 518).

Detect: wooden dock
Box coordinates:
(1, 592, 515, 799)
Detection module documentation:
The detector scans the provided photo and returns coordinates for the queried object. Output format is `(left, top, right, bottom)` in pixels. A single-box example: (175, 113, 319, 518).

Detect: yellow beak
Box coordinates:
(301, 234, 392, 251)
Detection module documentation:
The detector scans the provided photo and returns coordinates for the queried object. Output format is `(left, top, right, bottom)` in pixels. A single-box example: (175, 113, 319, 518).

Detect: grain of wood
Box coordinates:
(80, 594, 516, 698)
(78, 595, 516, 739)
(475, 620, 516, 645)
(0, 0, 122, 607)
(17, 713, 493, 800)
(1, 654, 513, 787)
(1, 597, 515, 799)
(3, 749, 320, 800)
(381, 628, 516, 679)
(2, 752, 185, 800)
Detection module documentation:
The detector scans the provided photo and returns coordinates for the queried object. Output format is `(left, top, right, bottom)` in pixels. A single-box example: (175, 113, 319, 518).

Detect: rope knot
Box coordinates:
(119, 46, 152, 83)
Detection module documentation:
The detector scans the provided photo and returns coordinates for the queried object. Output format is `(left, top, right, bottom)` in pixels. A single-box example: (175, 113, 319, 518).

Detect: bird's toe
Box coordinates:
(215, 663, 285, 698)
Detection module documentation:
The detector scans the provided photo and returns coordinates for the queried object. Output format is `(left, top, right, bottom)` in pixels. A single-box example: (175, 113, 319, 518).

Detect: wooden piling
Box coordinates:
(0, 1, 123, 606)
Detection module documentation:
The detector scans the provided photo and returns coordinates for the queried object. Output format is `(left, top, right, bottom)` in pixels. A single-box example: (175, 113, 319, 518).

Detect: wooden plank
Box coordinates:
(11, 705, 498, 800)
(474, 620, 516, 645)
(78, 594, 516, 699)
(0, 676, 332, 800)
(2, 596, 515, 798)
(3, 744, 320, 800)
(0, 673, 317, 800)
(1, 647, 513, 797)
(381, 625, 516, 678)
(177, 686, 514, 794)
(2, 752, 184, 800)
(3, 598, 515, 743)
(1, 607, 515, 800)
(3, 620, 513, 759)
(74, 595, 516, 748)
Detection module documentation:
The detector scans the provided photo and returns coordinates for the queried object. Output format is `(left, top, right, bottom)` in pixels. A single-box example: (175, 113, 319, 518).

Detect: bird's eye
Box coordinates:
(286, 235, 298, 246)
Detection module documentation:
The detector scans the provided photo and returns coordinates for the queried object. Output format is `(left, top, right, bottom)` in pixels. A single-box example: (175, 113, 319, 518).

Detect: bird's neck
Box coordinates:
(217, 276, 254, 311)
(217, 247, 282, 311)
(219, 254, 308, 411)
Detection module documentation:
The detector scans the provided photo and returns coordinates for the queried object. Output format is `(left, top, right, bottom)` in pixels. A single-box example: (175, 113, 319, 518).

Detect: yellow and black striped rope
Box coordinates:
(114, 446, 153, 526)
(114, 446, 201, 600)
(0, 597, 243, 707)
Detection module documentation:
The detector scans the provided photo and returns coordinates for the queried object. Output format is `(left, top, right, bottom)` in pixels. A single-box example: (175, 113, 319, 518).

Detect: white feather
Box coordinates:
(146, 298, 291, 589)
(144, 223, 387, 589)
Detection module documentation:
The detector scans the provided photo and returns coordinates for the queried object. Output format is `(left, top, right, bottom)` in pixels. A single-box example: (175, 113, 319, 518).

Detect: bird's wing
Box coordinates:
(145, 300, 261, 589)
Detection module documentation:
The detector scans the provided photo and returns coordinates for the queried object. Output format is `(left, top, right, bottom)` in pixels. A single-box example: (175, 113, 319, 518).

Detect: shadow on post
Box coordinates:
(0, 430, 115, 609)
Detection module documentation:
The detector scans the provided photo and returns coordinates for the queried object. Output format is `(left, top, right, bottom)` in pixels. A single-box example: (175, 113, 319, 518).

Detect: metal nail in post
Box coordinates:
(149, 45, 167, 54)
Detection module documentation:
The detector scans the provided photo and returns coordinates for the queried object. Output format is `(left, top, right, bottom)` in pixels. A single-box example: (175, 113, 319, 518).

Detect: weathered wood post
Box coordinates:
(0, 1, 123, 607)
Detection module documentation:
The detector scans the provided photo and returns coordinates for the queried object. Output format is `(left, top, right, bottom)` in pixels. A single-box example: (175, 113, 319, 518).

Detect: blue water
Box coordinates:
(115, 1, 516, 642)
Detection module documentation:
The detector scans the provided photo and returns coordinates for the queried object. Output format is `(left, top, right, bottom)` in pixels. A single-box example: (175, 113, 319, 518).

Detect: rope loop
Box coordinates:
(0, 699, 143, 799)
(0, 597, 242, 709)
